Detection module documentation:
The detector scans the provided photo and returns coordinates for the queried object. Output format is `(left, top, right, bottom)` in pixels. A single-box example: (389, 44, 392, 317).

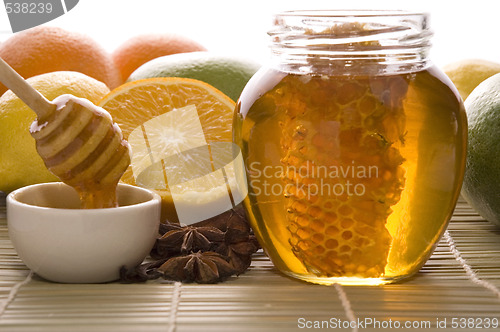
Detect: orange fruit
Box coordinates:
(0, 26, 120, 96)
(99, 78, 235, 223)
(111, 33, 207, 83)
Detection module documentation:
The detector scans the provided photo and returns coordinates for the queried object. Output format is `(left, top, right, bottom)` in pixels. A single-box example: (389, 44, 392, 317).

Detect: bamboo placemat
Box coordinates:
(0, 194, 499, 332)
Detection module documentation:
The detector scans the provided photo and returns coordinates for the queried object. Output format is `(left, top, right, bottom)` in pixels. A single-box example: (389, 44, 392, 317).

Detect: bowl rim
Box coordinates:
(7, 182, 161, 212)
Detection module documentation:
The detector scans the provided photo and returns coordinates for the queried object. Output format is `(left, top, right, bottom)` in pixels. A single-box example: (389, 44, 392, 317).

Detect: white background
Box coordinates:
(0, 0, 499, 68)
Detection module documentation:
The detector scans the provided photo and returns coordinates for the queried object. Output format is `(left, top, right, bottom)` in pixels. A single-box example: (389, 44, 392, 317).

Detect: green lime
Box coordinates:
(462, 73, 500, 226)
(127, 52, 260, 101)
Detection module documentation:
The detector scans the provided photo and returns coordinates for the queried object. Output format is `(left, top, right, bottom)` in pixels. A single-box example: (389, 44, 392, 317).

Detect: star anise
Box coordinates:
(158, 251, 236, 284)
(216, 240, 259, 274)
(120, 204, 260, 284)
(151, 223, 224, 259)
(209, 207, 260, 273)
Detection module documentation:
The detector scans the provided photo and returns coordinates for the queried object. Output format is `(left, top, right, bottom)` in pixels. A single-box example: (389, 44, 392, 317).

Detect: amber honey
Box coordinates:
(234, 11, 467, 285)
(30, 95, 130, 209)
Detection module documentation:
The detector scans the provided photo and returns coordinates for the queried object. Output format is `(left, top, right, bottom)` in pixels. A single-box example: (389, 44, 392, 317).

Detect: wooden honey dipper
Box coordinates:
(0, 57, 131, 209)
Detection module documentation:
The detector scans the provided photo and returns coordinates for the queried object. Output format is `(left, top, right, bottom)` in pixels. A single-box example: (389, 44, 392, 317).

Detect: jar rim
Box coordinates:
(269, 9, 432, 75)
(274, 9, 429, 19)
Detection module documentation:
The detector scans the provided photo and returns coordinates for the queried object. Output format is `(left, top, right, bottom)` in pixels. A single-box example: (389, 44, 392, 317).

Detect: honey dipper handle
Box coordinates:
(0, 57, 56, 118)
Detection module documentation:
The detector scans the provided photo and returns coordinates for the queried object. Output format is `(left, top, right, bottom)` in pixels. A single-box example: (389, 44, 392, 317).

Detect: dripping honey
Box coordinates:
(235, 66, 467, 285)
(30, 96, 130, 209)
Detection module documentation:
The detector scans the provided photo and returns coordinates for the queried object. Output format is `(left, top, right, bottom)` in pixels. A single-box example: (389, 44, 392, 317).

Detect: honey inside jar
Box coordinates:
(234, 11, 467, 285)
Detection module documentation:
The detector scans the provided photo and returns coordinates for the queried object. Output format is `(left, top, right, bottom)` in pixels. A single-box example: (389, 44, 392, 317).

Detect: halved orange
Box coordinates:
(99, 78, 236, 223)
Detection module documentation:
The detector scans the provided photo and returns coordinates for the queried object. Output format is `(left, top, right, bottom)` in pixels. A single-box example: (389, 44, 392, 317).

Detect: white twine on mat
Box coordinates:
(167, 281, 182, 332)
(0, 270, 33, 317)
(334, 283, 358, 332)
(444, 230, 500, 299)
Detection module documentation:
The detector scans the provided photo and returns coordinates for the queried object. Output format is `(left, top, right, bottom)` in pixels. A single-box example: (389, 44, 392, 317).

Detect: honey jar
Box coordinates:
(234, 10, 467, 285)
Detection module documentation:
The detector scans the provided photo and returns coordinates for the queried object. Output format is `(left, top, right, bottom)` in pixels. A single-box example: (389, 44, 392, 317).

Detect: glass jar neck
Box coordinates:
(269, 10, 433, 76)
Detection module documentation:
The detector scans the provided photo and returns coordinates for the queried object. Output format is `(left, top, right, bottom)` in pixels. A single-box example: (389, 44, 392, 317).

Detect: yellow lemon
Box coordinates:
(444, 59, 500, 101)
(0, 71, 110, 193)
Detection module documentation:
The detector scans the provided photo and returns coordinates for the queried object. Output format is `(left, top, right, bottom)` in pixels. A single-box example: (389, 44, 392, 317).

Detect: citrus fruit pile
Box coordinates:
(0, 26, 259, 224)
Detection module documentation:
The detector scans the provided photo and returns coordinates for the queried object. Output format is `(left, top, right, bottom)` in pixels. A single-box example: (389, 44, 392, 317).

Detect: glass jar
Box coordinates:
(234, 10, 467, 285)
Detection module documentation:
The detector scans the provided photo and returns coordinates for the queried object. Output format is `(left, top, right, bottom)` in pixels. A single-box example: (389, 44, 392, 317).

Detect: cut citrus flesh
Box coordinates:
(99, 78, 236, 223)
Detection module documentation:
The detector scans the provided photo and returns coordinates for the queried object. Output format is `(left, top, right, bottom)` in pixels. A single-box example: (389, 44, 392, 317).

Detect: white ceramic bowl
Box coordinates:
(7, 182, 161, 283)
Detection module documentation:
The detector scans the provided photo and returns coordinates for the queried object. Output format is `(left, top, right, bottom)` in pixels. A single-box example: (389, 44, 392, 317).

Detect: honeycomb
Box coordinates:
(275, 73, 408, 278)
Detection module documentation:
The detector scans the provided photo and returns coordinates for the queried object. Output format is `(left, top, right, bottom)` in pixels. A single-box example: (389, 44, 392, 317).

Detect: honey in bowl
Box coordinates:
(234, 11, 467, 285)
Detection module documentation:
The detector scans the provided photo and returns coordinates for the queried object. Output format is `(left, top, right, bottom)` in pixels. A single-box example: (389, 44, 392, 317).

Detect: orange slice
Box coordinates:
(99, 78, 236, 223)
